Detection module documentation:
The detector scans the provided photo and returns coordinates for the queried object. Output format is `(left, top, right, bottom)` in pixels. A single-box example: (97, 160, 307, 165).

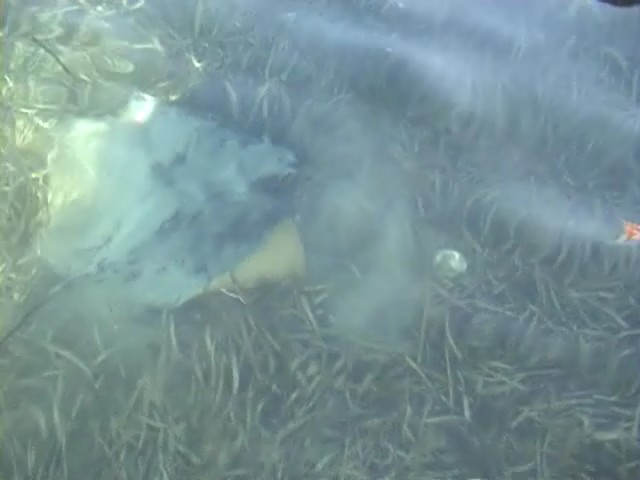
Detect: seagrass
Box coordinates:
(1, 1, 639, 479)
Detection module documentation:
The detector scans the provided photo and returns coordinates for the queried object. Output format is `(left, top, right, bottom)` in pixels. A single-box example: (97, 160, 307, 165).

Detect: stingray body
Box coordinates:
(38, 94, 298, 309)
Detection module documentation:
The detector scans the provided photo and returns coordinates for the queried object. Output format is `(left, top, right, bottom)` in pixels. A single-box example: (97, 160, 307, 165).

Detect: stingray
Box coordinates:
(0, 92, 307, 347)
(44, 92, 306, 302)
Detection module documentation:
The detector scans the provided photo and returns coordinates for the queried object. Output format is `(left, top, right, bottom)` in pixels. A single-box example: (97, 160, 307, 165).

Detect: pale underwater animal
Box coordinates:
(38, 92, 303, 309)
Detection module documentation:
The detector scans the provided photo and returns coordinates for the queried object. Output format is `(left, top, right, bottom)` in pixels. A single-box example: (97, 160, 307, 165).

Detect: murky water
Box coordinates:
(1, 1, 640, 478)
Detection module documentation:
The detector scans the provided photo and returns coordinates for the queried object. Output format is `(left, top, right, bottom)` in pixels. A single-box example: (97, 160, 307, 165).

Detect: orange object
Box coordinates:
(618, 221, 640, 242)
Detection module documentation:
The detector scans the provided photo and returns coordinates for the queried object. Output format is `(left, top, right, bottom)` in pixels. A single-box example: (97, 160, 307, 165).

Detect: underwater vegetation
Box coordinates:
(1, 0, 640, 479)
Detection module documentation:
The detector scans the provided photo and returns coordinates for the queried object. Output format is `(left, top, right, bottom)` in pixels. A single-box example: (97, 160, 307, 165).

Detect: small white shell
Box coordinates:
(121, 92, 158, 124)
(433, 249, 468, 279)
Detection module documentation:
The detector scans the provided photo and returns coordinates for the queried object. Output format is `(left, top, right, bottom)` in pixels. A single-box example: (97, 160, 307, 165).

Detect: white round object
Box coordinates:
(433, 249, 468, 279)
